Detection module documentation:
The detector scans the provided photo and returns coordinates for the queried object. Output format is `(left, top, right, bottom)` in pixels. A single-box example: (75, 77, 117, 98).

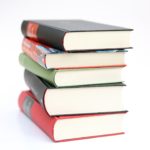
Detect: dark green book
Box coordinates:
(19, 53, 124, 87)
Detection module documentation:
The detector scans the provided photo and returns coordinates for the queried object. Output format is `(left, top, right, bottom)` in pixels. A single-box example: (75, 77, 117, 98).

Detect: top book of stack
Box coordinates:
(21, 20, 133, 51)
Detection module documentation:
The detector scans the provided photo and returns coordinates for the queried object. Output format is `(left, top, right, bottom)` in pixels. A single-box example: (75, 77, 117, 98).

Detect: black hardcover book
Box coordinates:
(24, 70, 126, 116)
(21, 20, 133, 51)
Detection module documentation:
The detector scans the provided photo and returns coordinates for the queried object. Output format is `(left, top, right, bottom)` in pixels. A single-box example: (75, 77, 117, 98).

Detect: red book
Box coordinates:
(18, 90, 127, 142)
(22, 38, 126, 69)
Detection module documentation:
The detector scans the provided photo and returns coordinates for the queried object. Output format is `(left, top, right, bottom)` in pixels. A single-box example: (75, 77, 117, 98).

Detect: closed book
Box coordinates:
(18, 90, 127, 142)
(21, 20, 132, 51)
(22, 38, 126, 69)
(19, 53, 125, 87)
(24, 70, 126, 116)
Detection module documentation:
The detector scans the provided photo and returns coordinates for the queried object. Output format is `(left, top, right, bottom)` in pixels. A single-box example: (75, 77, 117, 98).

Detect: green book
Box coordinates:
(19, 53, 124, 87)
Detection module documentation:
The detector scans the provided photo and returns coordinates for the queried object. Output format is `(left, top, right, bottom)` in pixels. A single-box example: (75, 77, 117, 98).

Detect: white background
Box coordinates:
(0, 0, 150, 149)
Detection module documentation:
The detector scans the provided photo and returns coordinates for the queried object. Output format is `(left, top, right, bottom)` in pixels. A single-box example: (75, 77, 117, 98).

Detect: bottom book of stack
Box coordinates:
(18, 90, 127, 142)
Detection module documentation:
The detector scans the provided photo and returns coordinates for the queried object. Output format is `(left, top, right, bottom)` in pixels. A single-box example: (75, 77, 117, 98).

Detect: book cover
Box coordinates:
(18, 90, 127, 142)
(24, 69, 126, 116)
(21, 20, 133, 51)
(19, 53, 125, 87)
(22, 38, 126, 69)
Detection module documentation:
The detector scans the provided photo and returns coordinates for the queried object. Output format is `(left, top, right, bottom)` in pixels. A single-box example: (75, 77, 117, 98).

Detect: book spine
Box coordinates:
(22, 38, 47, 68)
(19, 53, 56, 86)
(18, 91, 56, 141)
(21, 21, 66, 51)
(24, 70, 48, 106)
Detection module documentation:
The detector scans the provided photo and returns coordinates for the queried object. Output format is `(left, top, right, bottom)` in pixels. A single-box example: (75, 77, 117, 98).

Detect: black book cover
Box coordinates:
(21, 20, 133, 51)
(24, 69, 48, 107)
(24, 69, 126, 106)
(24, 70, 128, 116)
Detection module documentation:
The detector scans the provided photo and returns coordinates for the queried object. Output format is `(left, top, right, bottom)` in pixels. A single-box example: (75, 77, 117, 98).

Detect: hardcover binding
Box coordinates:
(18, 90, 56, 141)
(18, 90, 126, 142)
(21, 20, 133, 51)
(22, 38, 47, 68)
(22, 38, 127, 69)
(21, 21, 66, 51)
(24, 69, 48, 107)
(22, 38, 63, 69)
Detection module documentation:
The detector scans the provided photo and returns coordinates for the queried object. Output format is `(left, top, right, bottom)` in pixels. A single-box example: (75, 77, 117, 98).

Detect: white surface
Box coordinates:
(0, 0, 150, 149)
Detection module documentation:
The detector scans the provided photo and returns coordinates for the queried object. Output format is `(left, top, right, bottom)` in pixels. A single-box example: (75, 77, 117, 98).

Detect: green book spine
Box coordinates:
(19, 53, 57, 87)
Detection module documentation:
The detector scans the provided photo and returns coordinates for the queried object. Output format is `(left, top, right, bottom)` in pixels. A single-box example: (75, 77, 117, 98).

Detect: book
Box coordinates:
(19, 53, 125, 87)
(24, 70, 126, 116)
(22, 38, 126, 69)
(21, 20, 133, 51)
(18, 90, 127, 142)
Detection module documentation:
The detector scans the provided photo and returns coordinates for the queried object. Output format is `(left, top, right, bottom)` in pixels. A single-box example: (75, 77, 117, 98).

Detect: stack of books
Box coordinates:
(18, 20, 133, 142)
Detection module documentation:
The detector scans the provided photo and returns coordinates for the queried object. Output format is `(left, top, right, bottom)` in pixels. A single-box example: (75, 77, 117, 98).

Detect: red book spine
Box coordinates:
(22, 38, 47, 68)
(18, 90, 56, 142)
